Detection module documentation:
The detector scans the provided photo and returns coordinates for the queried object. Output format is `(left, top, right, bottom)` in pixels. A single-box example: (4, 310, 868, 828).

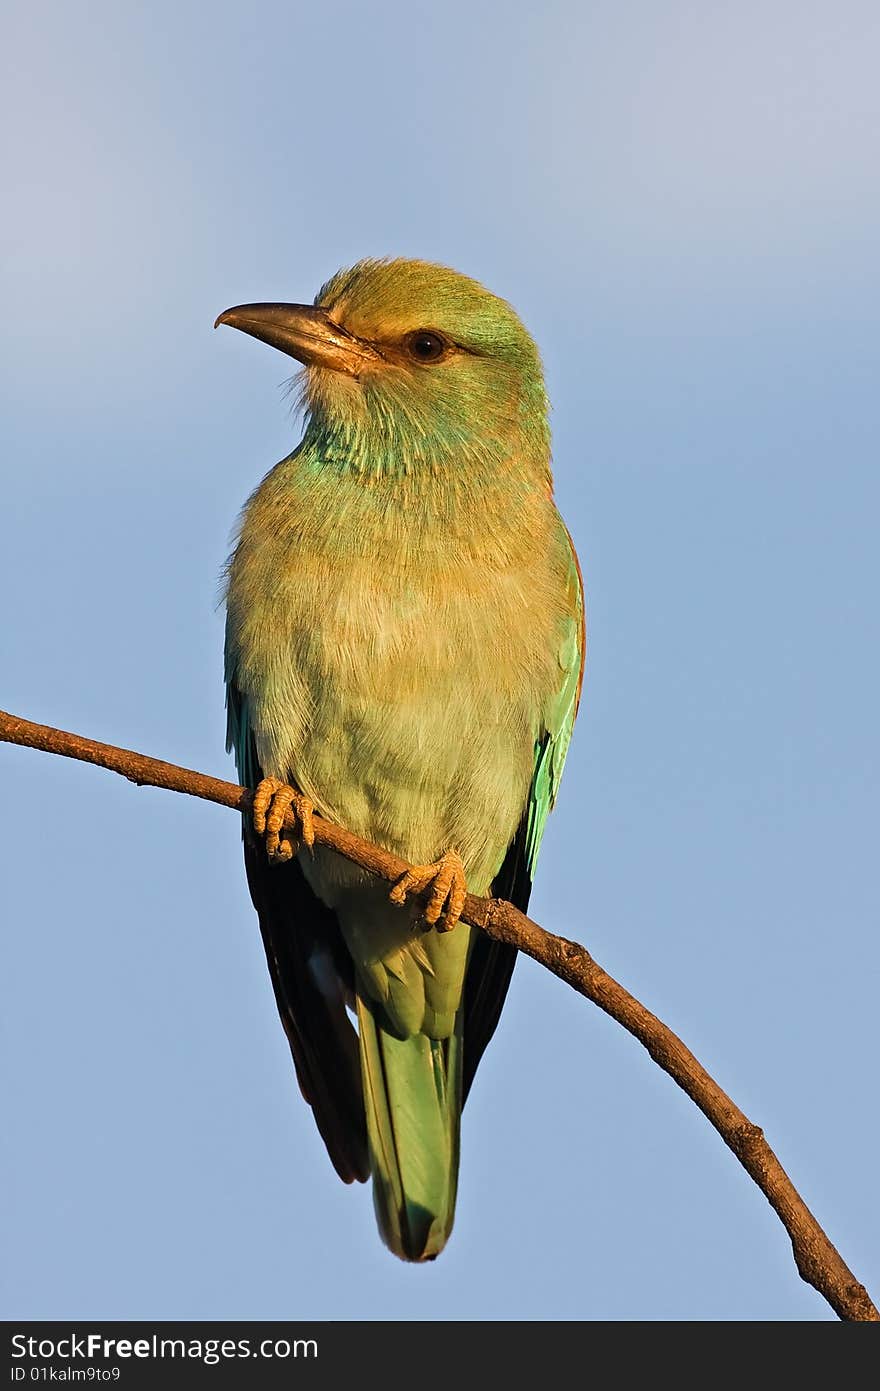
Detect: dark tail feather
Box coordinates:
(244, 837, 369, 1184)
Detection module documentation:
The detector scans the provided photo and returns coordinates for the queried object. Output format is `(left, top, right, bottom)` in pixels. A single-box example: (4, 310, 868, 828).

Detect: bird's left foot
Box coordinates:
(389, 849, 467, 932)
(251, 777, 315, 864)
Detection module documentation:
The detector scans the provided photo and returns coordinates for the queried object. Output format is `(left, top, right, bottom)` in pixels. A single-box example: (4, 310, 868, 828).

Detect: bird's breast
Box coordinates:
(226, 463, 572, 889)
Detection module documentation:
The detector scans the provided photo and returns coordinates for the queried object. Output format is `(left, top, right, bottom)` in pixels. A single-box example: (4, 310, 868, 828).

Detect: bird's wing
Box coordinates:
(462, 526, 585, 1100)
(226, 677, 369, 1184)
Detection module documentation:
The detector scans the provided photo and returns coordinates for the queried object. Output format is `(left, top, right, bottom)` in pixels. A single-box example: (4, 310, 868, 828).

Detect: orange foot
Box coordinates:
(251, 777, 315, 864)
(389, 849, 467, 933)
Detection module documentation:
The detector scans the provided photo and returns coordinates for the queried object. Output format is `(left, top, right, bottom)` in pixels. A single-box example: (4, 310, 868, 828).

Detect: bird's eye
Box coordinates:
(404, 330, 449, 363)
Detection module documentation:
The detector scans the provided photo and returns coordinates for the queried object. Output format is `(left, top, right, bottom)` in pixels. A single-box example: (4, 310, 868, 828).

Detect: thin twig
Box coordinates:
(1, 707, 876, 1322)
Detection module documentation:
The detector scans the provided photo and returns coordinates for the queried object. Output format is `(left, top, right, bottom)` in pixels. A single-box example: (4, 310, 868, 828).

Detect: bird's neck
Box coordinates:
(298, 402, 550, 492)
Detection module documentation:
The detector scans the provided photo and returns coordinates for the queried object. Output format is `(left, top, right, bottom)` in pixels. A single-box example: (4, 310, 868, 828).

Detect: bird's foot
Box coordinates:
(251, 778, 315, 864)
(389, 849, 467, 933)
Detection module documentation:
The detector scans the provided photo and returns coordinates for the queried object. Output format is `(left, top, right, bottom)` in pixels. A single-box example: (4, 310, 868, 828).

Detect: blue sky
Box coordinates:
(2, 1, 878, 1320)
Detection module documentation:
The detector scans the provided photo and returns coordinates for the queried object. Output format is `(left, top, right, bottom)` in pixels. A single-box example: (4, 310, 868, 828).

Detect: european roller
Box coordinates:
(218, 260, 584, 1261)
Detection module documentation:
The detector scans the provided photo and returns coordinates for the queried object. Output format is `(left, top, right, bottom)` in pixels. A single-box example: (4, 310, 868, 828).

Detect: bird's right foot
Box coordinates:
(251, 778, 315, 864)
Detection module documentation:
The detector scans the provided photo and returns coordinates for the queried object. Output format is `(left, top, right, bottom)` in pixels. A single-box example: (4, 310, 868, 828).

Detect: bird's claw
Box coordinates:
(389, 849, 467, 932)
(252, 777, 315, 864)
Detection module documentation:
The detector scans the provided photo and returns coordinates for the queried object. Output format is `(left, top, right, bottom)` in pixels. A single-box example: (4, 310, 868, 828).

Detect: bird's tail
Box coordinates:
(356, 994, 462, 1262)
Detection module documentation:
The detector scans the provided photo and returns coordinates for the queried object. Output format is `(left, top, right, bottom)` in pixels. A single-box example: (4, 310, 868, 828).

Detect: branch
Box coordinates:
(1, 707, 876, 1322)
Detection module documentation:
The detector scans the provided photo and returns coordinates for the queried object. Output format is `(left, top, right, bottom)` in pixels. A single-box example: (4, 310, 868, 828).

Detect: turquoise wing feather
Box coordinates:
(525, 528, 585, 876)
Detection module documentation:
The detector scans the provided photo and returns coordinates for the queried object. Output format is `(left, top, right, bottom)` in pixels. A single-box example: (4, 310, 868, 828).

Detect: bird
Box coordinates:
(217, 258, 584, 1261)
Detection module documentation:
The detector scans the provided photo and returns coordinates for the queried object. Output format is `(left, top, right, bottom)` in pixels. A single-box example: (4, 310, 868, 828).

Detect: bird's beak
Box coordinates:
(214, 302, 381, 377)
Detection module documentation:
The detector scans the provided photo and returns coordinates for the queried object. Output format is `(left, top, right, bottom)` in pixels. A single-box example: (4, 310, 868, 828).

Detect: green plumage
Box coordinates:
(221, 259, 584, 1260)
(358, 1000, 461, 1259)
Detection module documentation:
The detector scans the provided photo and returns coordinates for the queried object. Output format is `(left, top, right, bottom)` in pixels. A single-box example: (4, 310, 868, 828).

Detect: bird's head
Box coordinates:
(216, 259, 550, 478)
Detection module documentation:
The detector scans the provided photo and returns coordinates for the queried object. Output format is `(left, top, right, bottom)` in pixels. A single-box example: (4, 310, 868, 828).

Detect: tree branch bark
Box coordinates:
(1, 707, 876, 1322)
